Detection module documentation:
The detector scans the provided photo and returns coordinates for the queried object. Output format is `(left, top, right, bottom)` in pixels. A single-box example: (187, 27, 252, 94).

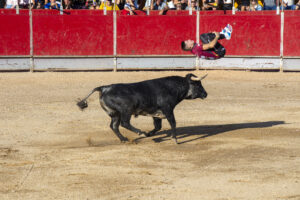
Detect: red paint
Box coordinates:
(33, 10, 113, 56)
(0, 10, 299, 57)
(117, 13, 196, 55)
(199, 11, 281, 56)
(283, 11, 300, 57)
(0, 10, 30, 55)
(117, 11, 281, 56)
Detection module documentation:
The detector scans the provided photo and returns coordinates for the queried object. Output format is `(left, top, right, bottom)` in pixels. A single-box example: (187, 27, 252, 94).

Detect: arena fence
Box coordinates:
(0, 9, 299, 71)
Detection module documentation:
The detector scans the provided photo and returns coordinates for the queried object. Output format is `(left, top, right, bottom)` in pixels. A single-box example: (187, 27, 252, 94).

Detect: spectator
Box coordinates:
(181, 0, 188, 9)
(223, 0, 233, 10)
(263, 0, 278, 10)
(232, 0, 239, 10)
(0, 0, 5, 8)
(44, 0, 61, 9)
(137, 0, 146, 9)
(71, 0, 85, 8)
(19, 0, 30, 8)
(241, 0, 250, 10)
(174, 0, 187, 9)
(202, 0, 218, 10)
(250, 0, 263, 10)
(133, 0, 140, 8)
(5, 0, 18, 8)
(151, 0, 168, 14)
(295, 0, 300, 9)
(185, 0, 197, 10)
(116, 0, 125, 9)
(84, 0, 99, 9)
(64, 0, 71, 8)
(123, 0, 136, 14)
(167, 0, 176, 9)
(174, 0, 182, 9)
(99, 0, 119, 9)
(280, 0, 296, 9)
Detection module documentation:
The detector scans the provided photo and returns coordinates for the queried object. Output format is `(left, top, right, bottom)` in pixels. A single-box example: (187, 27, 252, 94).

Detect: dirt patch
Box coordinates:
(0, 71, 300, 199)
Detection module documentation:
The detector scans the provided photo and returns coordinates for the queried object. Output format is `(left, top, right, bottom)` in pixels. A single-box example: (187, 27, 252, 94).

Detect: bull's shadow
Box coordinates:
(141, 121, 285, 144)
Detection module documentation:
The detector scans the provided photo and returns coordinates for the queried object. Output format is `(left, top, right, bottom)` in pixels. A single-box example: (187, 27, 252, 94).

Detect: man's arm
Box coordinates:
(202, 32, 220, 50)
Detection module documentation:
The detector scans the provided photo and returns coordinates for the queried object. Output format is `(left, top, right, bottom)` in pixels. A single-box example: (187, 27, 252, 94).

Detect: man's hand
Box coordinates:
(202, 32, 220, 50)
(213, 32, 220, 39)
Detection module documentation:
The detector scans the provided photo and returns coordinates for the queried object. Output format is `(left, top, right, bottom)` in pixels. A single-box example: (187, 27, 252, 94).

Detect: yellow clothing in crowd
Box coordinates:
(235, 0, 263, 8)
(258, 0, 263, 7)
(99, 3, 120, 10)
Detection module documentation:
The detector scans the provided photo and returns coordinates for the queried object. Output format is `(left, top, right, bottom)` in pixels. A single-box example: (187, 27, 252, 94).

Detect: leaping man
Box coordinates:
(181, 24, 233, 60)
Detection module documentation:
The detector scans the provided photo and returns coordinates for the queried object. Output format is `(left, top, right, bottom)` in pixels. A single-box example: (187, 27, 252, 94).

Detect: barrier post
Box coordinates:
(146, 0, 151, 15)
(113, 6, 117, 72)
(188, 0, 192, 15)
(104, 0, 107, 15)
(195, 9, 200, 70)
(280, 11, 284, 72)
(276, 0, 280, 14)
(232, 0, 235, 14)
(60, 0, 63, 15)
(29, 6, 34, 72)
(16, 3, 19, 14)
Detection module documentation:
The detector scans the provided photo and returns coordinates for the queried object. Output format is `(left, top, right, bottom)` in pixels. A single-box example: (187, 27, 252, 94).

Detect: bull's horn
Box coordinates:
(199, 74, 208, 81)
(191, 74, 208, 81)
(191, 76, 201, 81)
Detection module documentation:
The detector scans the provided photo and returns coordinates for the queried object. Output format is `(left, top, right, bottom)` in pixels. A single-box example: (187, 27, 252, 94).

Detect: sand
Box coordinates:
(0, 70, 299, 200)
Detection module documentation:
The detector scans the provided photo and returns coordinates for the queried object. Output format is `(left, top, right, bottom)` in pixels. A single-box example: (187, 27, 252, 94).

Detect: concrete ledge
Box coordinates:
(116, 57, 196, 70)
(1, 57, 299, 71)
(283, 58, 300, 71)
(33, 58, 114, 71)
(0, 58, 30, 70)
(199, 57, 281, 70)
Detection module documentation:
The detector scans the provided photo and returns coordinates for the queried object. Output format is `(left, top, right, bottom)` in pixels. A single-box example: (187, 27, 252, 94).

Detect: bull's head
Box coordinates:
(185, 73, 208, 100)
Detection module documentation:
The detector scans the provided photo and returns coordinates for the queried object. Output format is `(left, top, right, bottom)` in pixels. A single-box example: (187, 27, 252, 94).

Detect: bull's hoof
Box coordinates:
(145, 131, 156, 137)
(174, 138, 178, 144)
(138, 131, 146, 136)
(145, 129, 160, 137)
(171, 136, 178, 144)
(120, 137, 129, 143)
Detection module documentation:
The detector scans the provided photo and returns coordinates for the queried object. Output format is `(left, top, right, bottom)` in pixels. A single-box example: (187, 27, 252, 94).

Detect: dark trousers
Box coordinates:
(200, 33, 226, 57)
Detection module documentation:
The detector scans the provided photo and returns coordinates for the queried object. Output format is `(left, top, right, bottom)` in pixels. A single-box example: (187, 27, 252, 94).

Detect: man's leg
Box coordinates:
(200, 33, 225, 44)
(214, 42, 226, 57)
(200, 33, 226, 58)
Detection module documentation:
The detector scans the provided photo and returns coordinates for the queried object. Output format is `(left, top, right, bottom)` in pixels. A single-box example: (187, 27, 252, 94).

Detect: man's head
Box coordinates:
(176, 0, 182, 10)
(181, 39, 195, 51)
(107, 0, 112, 6)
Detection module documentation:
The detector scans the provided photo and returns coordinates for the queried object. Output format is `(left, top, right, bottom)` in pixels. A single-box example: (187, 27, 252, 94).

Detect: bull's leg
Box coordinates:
(165, 112, 178, 144)
(110, 115, 128, 142)
(146, 117, 162, 137)
(120, 113, 146, 135)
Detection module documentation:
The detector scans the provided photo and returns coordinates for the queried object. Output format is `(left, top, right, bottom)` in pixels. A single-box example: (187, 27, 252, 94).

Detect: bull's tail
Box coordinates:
(76, 86, 102, 111)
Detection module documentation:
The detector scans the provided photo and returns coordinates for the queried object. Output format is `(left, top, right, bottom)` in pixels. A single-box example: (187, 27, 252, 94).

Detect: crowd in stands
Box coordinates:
(1, 0, 299, 11)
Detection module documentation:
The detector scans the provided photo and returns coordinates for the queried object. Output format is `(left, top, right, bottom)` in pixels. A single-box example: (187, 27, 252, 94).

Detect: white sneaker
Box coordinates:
(221, 24, 233, 40)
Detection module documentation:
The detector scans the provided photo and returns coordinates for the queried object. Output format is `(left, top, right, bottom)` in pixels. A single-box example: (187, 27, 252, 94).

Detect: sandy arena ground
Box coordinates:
(0, 70, 300, 200)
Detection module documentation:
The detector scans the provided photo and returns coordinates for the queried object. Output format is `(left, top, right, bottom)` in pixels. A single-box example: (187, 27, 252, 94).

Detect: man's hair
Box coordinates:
(181, 41, 187, 51)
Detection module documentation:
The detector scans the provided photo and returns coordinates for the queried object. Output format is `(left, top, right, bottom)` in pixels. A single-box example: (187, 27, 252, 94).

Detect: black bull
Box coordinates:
(76, 73, 207, 144)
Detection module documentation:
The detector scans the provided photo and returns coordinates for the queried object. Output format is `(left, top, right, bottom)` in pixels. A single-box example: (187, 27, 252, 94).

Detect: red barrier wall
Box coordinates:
(117, 11, 196, 55)
(0, 10, 299, 57)
(33, 10, 113, 56)
(117, 11, 281, 56)
(0, 10, 30, 56)
(283, 11, 300, 57)
(199, 11, 281, 56)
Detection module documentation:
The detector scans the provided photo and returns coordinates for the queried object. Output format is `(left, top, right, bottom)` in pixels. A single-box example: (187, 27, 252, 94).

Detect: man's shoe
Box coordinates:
(221, 24, 233, 40)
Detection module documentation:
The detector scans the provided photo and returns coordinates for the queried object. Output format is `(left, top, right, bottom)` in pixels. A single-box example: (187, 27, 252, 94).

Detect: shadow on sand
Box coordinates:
(136, 121, 286, 144)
